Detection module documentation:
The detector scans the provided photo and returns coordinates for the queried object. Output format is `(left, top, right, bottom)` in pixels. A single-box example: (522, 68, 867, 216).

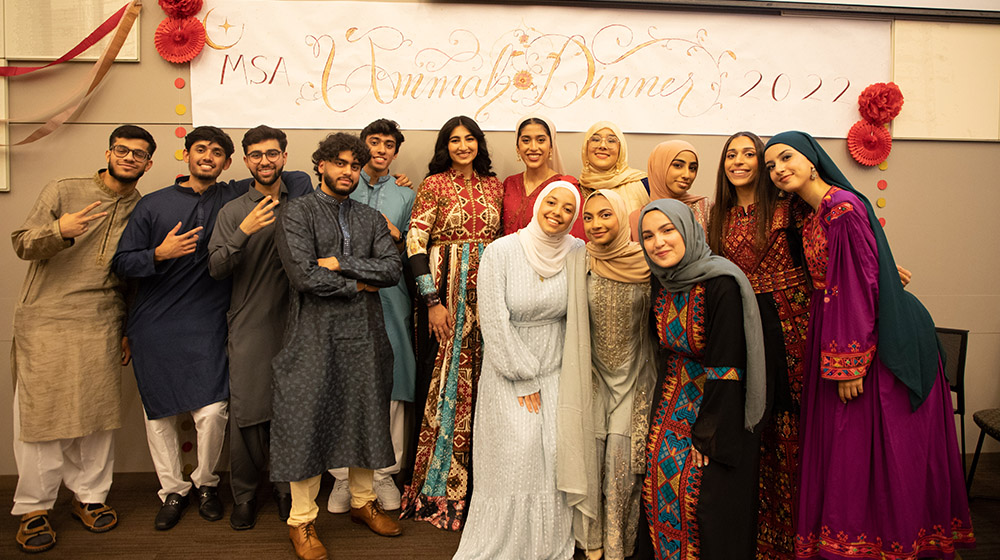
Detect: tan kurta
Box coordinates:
(11, 172, 140, 442)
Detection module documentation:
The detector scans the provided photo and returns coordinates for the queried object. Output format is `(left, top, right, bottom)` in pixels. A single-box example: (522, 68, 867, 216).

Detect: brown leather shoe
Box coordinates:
(350, 499, 402, 537)
(288, 521, 328, 560)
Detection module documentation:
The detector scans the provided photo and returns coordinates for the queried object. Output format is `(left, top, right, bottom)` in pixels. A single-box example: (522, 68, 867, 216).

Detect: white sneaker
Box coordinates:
(373, 477, 401, 510)
(326, 478, 350, 514)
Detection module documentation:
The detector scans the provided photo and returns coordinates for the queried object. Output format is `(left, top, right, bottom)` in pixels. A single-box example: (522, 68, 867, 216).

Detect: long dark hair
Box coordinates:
(426, 115, 495, 178)
(707, 131, 779, 256)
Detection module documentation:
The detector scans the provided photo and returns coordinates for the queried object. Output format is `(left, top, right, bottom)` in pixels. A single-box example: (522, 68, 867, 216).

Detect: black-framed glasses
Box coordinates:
(111, 144, 151, 162)
(247, 149, 283, 163)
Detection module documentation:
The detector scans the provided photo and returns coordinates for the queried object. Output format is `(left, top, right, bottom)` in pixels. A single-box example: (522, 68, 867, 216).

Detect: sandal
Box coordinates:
(16, 510, 56, 553)
(71, 500, 118, 533)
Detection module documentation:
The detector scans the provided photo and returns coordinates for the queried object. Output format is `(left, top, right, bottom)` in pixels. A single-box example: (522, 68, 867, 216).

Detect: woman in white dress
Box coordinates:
(454, 181, 583, 560)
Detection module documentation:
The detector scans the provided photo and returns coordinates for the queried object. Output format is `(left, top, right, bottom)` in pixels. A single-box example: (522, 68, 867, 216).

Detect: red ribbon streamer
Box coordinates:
(2, 1, 142, 146)
(0, 3, 130, 77)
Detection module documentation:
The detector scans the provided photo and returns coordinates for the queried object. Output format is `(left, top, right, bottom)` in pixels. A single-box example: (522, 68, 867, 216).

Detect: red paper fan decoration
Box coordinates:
(847, 120, 892, 166)
(159, 0, 203, 19)
(155, 17, 206, 64)
(858, 82, 904, 126)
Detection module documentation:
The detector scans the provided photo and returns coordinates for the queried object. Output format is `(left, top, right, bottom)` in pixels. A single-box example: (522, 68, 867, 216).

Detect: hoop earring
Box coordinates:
(810, 167, 817, 181)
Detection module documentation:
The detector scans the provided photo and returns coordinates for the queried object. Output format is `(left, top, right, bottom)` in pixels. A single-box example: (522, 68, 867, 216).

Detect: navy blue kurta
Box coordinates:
(112, 172, 312, 419)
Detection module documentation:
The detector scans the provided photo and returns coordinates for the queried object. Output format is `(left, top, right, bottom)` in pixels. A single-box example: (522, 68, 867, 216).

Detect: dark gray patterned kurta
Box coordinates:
(270, 190, 401, 482)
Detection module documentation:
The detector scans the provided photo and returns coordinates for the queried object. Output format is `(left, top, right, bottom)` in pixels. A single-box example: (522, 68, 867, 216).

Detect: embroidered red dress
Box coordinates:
(795, 187, 973, 560)
(401, 169, 503, 530)
(501, 173, 587, 239)
(722, 197, 811, 560)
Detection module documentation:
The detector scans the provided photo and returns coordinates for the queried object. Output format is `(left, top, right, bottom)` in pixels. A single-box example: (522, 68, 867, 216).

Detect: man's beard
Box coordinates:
(107, 161, 146, 183)
(252, 164, 284, 187)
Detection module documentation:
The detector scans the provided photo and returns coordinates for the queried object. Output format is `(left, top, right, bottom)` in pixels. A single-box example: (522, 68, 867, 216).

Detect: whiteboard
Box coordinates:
(892, 20, 1000, 140)
(3, 0, 140, 62)
(766, 0, 999, 11)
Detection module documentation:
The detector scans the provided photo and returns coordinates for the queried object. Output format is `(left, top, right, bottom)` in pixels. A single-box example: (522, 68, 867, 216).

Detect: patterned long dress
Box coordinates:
(401, 168, 503, 530)
(795, 187, 974, 559)
(644, 277, 759, 560)
(583, 275, 655, 560)
(721, 198, 811, 560)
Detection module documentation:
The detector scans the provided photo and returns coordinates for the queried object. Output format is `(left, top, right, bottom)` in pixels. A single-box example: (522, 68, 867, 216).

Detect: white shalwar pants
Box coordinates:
(11, 387, 114, 515)
(143, 400, 229, 502)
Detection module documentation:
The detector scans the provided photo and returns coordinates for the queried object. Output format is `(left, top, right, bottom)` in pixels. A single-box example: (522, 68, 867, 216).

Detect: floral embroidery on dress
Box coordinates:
(795, 518, 975, 560)
(824, 201, 854, 224)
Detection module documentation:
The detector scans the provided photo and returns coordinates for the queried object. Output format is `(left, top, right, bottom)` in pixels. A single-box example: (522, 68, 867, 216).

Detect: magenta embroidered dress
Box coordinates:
(795, 187, 973, 559)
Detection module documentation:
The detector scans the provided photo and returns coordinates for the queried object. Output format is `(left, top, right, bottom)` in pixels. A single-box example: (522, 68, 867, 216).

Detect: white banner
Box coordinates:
(190, 1, 890, 137)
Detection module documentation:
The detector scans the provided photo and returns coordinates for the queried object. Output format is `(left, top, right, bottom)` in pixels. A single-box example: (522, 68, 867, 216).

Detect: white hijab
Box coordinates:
(517, 181, 581, 278)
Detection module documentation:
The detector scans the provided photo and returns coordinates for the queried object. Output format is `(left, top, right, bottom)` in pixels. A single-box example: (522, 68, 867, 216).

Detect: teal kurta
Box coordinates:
(350, 170, 416, 402)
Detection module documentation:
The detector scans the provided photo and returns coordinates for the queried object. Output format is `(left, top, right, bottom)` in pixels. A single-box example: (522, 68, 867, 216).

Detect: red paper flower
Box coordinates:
(847, 120, 892, 166)
(858, 82, 904, 126)
(158, 0, 203, 19)
(154, 17, 206, 64)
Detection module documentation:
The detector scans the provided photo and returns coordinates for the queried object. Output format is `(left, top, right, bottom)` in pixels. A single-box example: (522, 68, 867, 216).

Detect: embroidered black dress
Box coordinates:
(643, 276, 760, 560)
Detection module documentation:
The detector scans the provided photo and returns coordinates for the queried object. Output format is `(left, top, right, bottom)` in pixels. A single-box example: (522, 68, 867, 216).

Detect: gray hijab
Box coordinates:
(638, 198, 766, 430)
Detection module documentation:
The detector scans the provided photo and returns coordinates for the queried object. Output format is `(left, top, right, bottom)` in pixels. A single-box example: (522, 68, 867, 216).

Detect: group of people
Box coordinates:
(9, 113, 974, 560)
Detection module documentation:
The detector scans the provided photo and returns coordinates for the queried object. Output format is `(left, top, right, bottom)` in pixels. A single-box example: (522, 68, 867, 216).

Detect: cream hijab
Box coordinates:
(579, 121, 647, 190)
(517, 181, 581, 278)
(585, 190, 650, 284)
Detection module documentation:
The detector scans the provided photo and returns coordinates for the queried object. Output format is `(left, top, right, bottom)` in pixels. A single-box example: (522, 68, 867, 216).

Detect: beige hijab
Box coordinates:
(585, 190, 650, 284)
(647, 140, 705, 205)
(578, 121, 646, 191)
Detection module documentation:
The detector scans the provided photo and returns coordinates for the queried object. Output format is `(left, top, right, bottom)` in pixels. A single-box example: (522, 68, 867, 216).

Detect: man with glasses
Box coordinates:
(208, 125, 312, 530)
(11, 125, 155, 553)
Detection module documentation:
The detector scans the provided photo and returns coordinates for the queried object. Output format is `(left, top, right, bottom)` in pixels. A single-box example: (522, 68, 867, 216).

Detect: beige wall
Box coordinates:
(1, 2, 997, 476)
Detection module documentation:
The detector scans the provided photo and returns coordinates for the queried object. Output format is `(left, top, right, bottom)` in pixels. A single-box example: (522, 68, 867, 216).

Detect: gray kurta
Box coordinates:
(11, 172, 140, 442)
(455, 234, 580, 560)
(208, 182, 292, 427)
(269, 191, 401, 482)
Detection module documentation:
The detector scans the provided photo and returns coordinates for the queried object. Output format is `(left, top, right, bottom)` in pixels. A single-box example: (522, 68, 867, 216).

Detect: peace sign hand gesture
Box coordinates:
(239, 196, 280, 235)
(154, 222, 204, 262)
(58, 201, 108, 239)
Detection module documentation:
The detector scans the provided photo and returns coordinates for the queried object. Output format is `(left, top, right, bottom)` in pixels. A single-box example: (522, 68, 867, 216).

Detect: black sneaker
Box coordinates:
(196, 486, 223, 522)
(154, 493, 189, 531)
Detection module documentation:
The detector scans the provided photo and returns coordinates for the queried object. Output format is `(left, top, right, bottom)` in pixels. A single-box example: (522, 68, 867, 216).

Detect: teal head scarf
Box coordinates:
(639, 198, 766, 430)
(765, 131, 940, 409)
